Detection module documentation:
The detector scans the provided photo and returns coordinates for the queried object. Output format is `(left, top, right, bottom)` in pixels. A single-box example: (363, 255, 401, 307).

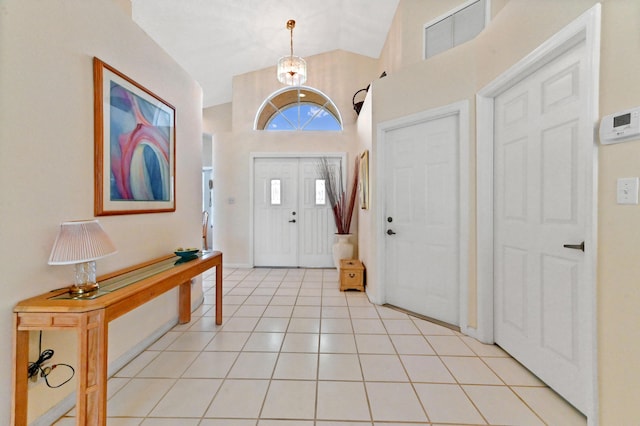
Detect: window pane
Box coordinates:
(268, 104, 342, 131)
(302, 105, 342, 130)
(258, 87, 343, 131)
(267, 114, 295, 130)
(315, 179, 326, 205)
(282, 105, 300, 125)
(271, 179, 281, 205)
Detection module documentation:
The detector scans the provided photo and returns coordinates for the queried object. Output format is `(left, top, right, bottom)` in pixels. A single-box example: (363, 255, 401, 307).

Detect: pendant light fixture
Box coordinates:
(277, 19, 307, 86)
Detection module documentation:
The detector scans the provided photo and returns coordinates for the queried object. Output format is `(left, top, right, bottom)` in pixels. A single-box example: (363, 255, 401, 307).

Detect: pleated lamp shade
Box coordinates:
(48, 220, 117, 265)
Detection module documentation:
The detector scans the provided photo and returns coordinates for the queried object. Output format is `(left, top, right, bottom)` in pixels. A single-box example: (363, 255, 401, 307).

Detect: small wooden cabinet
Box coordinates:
(339, 259, 365, 291)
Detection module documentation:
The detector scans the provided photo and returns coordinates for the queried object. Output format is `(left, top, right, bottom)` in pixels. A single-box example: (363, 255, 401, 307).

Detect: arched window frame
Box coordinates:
(254, 86, 343, 131)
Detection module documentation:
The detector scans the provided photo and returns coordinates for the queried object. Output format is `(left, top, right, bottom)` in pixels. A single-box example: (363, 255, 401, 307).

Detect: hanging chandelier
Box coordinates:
(277, 19, 307, 86)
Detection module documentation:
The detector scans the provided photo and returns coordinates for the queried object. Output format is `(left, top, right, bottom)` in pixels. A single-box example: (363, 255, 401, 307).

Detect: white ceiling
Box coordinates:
(131, 0, 400, 107)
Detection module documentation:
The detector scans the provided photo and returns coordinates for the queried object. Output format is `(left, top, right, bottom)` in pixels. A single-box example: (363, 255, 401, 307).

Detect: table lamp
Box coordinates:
(48, 220, 117, 295)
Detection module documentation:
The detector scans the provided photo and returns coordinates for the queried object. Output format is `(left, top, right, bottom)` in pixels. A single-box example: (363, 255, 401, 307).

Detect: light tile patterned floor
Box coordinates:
(56, 267, 586, 425)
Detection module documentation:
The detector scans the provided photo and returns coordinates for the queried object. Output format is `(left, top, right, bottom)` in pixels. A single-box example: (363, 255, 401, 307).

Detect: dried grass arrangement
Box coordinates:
(317, 156, 360, 234)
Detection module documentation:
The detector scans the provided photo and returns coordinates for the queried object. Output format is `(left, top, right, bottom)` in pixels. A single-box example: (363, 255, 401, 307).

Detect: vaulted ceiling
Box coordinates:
(131, 0, 399, 107)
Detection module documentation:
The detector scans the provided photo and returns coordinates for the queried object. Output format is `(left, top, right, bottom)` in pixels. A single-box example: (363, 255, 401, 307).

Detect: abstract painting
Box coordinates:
(94, 57, 175, 215)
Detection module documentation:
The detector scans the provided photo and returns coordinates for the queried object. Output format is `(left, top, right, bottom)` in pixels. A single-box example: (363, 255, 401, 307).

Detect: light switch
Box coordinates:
(617, 177, 639, 205)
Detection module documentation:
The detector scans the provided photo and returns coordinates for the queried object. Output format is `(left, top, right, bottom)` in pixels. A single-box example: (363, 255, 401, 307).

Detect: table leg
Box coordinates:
(75, 310, 107, 425)
(11, 314, 29, 426)
(179, 280, 191, 324)
(216, 259, 223, 325)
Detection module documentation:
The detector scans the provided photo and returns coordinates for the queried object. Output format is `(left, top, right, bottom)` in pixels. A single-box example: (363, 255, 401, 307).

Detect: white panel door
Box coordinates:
(254, 157, 336, 268)
(494, 41, 589, 411)
(298, 158, 336, 267)
(254, 158, 298, 266)
(384, 114, 460, 325)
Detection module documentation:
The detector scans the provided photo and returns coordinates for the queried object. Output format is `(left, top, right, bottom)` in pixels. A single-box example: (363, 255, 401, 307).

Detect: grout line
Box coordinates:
(90, 266, 581, 425)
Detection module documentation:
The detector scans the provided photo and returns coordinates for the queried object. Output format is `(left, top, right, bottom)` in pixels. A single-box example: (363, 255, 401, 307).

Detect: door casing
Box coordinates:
(476, 4, 600, 423)
(376, 100, 470, 331)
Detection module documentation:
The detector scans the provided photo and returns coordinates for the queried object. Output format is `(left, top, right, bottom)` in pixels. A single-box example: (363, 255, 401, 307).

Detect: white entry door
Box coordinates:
(254, 158, 298, 266)
(384, 113, 460, 326)
(254, 157, 337, 267)
(493, 40, 590, 412)
(298, 158, 337, 267)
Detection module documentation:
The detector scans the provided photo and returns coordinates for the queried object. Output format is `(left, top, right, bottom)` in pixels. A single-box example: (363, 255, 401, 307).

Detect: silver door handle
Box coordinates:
(386, 229, 396, 235)
(563, 241, 584, 252)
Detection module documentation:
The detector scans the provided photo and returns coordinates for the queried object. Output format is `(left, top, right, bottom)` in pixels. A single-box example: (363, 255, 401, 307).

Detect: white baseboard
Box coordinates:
(224, 263, 253, 269)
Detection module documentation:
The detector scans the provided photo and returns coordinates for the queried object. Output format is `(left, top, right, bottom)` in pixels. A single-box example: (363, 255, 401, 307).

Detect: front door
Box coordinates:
(383, 113, 460, 325)
(253, 157, 337, 267)
(493, 40, 590, 412)
(254, 158, 298, 266)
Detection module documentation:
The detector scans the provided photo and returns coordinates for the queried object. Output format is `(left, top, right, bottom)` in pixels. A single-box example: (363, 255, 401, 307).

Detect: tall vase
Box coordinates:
(332, 234, 354, 269)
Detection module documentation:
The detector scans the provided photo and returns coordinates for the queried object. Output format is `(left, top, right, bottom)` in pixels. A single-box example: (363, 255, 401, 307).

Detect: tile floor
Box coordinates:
(56, 267, 587, 425)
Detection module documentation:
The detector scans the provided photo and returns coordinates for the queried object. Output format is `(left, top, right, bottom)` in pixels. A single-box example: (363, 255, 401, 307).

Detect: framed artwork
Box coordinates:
(93, 57, 176, 216)
(359, 150, 369, 210)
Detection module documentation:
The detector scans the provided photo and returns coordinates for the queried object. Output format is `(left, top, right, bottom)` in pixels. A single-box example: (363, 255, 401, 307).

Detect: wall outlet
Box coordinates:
(617, 177, 639, 205)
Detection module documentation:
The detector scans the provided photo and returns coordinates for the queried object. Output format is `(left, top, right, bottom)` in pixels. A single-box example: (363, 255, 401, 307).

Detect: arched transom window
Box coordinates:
(255, 86, 342, 131)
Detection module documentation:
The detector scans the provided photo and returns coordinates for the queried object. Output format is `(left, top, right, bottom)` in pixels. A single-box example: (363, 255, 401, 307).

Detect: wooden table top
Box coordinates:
(14, 251, 222, 315)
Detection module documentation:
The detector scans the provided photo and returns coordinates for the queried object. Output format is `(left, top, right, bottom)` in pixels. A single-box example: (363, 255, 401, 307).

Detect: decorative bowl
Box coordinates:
(174, 248, 199, 258)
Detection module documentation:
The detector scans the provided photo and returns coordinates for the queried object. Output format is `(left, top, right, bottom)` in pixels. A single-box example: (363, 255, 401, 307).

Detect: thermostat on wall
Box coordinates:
(600, 107, 640, 144)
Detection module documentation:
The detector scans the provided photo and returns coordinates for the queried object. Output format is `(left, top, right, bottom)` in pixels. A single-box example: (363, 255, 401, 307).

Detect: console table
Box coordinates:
(11, 250, 223, 426)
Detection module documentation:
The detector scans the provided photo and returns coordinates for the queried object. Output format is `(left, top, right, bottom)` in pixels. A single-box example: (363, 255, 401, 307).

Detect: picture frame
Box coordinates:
(93, 57, 176, 216)
(359, 150, 369, 210)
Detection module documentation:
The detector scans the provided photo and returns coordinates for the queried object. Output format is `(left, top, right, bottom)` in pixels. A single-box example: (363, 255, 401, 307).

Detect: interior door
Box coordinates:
(493, 40, 589, 412)
(384, 114, 460, 325)
(254, 158, 298, 266)
(254, 157, 337, 268)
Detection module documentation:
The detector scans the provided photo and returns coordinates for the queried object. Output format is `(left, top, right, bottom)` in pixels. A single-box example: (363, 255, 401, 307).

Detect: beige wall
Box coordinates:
(203, 102, 232, 135)
(205, 50, 379, 266)
(355, 93, 375, 295)
(0, 0, 204, 422)
(595, 1, 640, 422)
(231, 50, 379, 132)
(369, 0, 640, 423)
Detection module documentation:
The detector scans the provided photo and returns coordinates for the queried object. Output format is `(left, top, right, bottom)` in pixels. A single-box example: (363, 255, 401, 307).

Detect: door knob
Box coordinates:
(289, 219, 296, 223)
(386, 229, 396, 235)
(563, 241, 584, 251)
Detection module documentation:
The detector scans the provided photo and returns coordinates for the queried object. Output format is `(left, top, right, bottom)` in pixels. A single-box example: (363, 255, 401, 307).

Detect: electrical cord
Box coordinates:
(27, 331, 75, 388)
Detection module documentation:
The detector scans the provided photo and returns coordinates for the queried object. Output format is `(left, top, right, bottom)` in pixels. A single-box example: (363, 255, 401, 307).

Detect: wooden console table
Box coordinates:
(11, 250, 223, 425)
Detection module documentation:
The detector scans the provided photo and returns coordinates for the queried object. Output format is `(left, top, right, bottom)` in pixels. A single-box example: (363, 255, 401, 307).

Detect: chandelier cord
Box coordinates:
(287, 19, 295, 58)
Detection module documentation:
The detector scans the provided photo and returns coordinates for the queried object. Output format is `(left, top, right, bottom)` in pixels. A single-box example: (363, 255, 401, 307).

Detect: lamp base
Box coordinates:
(69, 261, 99, 295)
(68, 282, 99, 296)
